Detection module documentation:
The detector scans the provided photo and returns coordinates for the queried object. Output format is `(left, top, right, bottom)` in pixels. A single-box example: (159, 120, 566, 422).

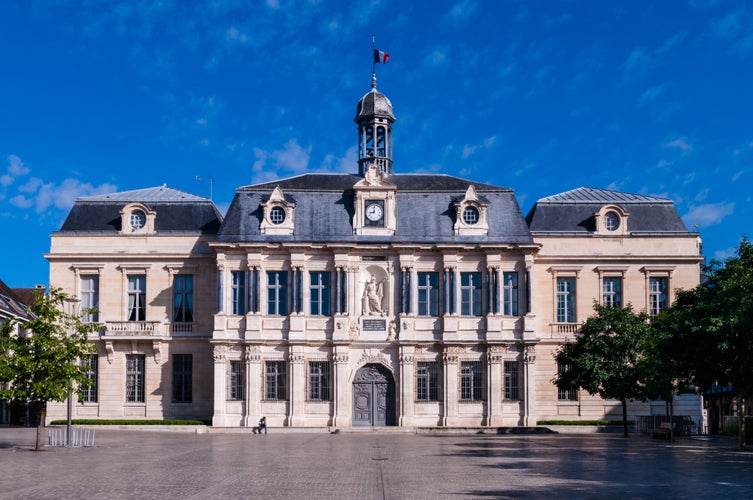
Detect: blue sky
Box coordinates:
(1, 0, 751, 288)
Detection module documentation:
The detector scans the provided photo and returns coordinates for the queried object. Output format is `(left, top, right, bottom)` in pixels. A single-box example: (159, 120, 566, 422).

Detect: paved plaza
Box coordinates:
(1, 427, 752, 499)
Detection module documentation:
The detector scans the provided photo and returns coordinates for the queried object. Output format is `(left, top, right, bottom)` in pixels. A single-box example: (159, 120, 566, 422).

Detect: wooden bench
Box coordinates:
(649, 422, 673, 439)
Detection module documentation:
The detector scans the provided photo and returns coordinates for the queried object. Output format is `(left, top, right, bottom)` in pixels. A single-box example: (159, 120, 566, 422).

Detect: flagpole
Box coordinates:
(372, 35, 376, 75)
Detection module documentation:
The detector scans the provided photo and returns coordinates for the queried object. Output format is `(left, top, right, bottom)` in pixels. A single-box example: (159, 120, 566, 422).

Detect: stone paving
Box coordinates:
(1, 427, 752, 499)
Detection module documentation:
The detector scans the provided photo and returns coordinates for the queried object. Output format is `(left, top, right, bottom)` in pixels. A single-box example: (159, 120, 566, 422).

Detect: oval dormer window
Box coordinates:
(269, 206, 286, 225)
(605, 211, 620, 231)
(130, 210, 146, 231)
(462, 206, 480, 225)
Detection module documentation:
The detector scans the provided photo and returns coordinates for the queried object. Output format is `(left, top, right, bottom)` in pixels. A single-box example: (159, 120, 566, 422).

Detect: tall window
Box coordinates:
(603, 277, 622, 308)
(127, 275, 146, 322)
(416, 362, 439, 401)
(502, 272, 519, 316)
(308, 361, 330, 401)
(267, 271, 288, 316)
(417, 272, 439, 317)
(265, 361, 287, 400)
(309, 272, 331, 316)
(460, 361, 483, 401)
(460, 272, 483, 317)
(231, 271, 246, 315)
(126, 354, 145, 403)
(172, 354, 192, 403)
(81, 354, 98, 403)
(228, 360, 244, 401)
(504, 361, 519, 400)
(649, 277, 668, 315)
(557, 363, 578, 401)
(173, 275, 194, 322)
(556, 277, 576, 323)
(80, 275, 99, 323)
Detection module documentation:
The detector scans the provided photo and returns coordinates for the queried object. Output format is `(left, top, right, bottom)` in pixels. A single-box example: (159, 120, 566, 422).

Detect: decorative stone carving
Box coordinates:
(358, 350, 391, 369)
(333, 354, 349, 364)
(387, 322, 398, 341)
(213, 344, 228, 362)
(348, 320, 360, 340)
(524, 346, 537, 363)
(290, 354, 305, 364)
(244, 345, 261, 363)
(399, 354, 414, 363)
(362, 274, 387, 316)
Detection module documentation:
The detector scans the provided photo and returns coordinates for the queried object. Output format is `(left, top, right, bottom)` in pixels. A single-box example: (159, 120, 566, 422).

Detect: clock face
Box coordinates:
(366, 203, 383, 221)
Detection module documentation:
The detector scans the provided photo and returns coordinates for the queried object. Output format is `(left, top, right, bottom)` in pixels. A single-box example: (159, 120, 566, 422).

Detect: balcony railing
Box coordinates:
(170, 322, 193, 334)
(552, 323, 581, 335)
(104, 321, 162, 337)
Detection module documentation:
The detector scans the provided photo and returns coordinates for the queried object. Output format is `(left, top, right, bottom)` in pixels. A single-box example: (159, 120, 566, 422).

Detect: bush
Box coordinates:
(537, 420, 633, 426)
(49, 419, 208, 426)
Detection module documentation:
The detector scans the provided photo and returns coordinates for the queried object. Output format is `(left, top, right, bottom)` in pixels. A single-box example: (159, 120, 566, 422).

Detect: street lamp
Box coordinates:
(62, 296, 80, 447)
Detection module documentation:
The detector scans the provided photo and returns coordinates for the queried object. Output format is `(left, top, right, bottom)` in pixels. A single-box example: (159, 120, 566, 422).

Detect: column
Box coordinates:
(486, 346, 504, 426)
(244, 345, 261, 427)
(288, 347, 306, 426)
(211, 345, 228, 427)
(442, 347, 459, 426)
(399, 347, 415, 426)
(332, 348, 349, 427)
(523, 345, 537, 426)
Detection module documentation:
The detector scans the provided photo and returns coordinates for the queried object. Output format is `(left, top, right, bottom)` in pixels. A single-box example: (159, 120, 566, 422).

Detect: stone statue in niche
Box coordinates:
(387, 322, 397, 341)
(362, 274, 387, 316)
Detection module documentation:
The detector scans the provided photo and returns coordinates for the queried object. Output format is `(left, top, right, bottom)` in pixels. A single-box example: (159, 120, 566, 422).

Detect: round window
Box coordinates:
(462, 206, 480, 225)
(604, 211, 620, 231)
(130, 210, 146, 231)
(269, 206, 286, 225)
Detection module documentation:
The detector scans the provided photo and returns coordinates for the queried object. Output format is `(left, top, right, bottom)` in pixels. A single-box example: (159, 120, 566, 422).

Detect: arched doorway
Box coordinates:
(353, 363, 396, 426)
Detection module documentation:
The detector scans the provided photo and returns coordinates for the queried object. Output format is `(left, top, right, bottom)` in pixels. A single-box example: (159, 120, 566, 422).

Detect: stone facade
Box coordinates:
(45, 79, 704, 428)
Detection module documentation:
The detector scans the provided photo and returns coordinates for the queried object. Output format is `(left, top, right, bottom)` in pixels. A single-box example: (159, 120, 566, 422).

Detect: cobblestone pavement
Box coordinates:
(1, 428, 752, 499)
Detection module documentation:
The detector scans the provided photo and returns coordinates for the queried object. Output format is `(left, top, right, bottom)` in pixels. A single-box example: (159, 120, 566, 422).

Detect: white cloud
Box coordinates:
(663, 137, 692, 153)
(461, 136, 497, 159)
(639, 83, 667, 104)
(252, 139, 312, 181)
(444, 0, 477, 26)
(319, 146, 358, 173)
(1, 155, 30, 186)
(683, 202, 735, 228)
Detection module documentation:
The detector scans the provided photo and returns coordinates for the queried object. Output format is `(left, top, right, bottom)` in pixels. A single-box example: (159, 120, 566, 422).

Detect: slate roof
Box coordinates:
(0, 279, 32, 321)
(526, 187, 690, 234)
(57, 185, 223, 234)
(219, 173, 534, 245)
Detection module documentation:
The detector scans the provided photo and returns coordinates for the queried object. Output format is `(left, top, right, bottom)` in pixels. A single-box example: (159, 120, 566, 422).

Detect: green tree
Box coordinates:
(0, 287, 97, 450)
(555, 303, 652, 437)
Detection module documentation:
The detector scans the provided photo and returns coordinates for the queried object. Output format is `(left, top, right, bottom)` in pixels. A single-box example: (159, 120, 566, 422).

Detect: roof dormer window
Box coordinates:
(454, 185, 489, 236)
(120, 203, 156, 235)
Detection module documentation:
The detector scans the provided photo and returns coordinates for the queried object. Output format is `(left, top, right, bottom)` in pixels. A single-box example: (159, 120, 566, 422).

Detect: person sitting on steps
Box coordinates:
(252, 416, 267, 434)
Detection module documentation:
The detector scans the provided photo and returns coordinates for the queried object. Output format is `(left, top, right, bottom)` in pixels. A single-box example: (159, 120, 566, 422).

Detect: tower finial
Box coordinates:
(371, 71, 377, 90)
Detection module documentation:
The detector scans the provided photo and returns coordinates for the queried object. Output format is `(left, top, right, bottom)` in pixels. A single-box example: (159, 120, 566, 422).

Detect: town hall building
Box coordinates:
(45, 74, 704, 429)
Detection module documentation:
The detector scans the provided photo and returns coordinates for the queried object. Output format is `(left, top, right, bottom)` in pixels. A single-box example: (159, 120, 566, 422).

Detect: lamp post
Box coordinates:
(62, 297, 80, 447)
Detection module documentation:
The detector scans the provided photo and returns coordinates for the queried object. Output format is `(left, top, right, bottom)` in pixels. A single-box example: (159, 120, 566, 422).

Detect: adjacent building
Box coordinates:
(45, 75, 704, 428)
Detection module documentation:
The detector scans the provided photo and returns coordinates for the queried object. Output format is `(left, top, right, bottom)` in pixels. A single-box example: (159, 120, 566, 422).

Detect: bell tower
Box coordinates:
(354, 72, 396, 176)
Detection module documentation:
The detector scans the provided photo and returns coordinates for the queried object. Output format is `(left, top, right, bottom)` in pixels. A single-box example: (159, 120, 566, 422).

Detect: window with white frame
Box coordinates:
(416, 361, 439, 401)
(504, 361, 520, 400)
(228, 360, 244, 401)
(173, 275, 194, 322)
(557, 363, 578, 401)
(460, 272, 483, 317)
(649, 277, 668, 315)
(460, 361, 483, 401)
(80, 275, 99, 323)
(127, 275, 146, 322)
(81, 354, 98, 403)
(417, 272, 439, 317)
(125, 354, 145, 403)
(502, 272, 519, 316)
(231, 271, 246, 315)
(556, 277, 576, 323)
(267, 271, 288, 316)
(265, 361, 287, 400)
(308, 361, 330, 401)
(172, 354, 192, 403)
(309, 272, 331, 316)
(603, 277, 622, 308)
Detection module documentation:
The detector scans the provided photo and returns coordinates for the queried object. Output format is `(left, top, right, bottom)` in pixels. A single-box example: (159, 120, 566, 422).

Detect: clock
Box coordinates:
(366, 202, 384, 222)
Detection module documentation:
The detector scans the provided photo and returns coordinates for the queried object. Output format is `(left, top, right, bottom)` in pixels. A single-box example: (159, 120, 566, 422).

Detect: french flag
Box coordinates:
(374, 49, 390, 64)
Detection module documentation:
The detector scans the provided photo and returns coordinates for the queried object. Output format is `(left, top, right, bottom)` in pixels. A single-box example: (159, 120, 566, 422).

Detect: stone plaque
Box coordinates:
(362, 319, 387, 331)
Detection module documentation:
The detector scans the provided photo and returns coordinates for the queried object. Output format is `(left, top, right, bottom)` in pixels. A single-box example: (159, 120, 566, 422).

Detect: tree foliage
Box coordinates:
(555, 303, 652, 437)
(0, 287, 97, 449)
